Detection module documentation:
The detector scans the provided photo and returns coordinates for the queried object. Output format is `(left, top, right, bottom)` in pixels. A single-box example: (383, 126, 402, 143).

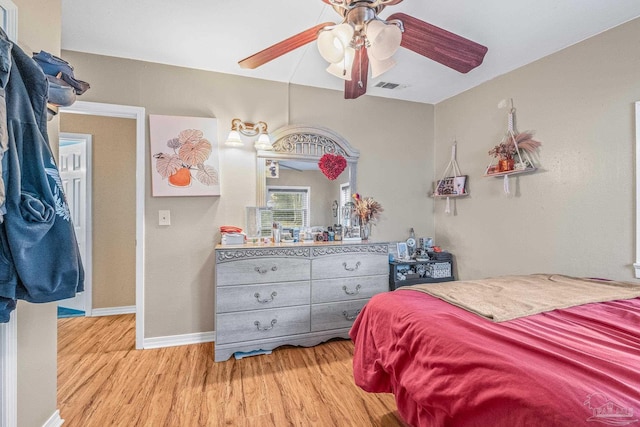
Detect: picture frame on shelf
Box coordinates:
(397, 242, 408, 260)
(434, 175, 467, 196)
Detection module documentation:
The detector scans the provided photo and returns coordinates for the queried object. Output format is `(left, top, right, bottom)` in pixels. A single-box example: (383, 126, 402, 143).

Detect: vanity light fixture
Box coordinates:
(224, 118, 272, 150)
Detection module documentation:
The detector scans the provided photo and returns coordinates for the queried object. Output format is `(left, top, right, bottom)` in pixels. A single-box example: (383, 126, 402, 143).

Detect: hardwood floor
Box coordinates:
(58, 314, 405, 426)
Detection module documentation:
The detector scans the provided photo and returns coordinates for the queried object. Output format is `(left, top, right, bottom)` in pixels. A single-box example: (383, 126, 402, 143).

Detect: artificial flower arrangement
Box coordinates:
(488, 131, 542, 173)
(352, 193, 384, 225)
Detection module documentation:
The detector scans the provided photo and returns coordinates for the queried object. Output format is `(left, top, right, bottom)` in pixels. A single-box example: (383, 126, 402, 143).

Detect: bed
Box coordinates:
(349, 274, 640, 426)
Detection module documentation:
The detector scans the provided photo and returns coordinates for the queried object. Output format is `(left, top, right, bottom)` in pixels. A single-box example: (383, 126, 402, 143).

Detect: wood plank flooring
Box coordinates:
(58, 314, 406, 426)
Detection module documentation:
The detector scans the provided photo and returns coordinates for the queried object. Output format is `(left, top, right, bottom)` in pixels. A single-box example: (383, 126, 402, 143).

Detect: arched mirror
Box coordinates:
(256, 125, 359, 231)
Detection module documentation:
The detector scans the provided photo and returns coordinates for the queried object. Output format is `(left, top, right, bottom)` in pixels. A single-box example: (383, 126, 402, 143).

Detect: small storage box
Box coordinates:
(428, 262, 452, 279)
(221, 233, 245, 245)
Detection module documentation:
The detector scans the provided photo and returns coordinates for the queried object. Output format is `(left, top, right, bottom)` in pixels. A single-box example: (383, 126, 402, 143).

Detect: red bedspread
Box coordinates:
(350, 290, 640, 427)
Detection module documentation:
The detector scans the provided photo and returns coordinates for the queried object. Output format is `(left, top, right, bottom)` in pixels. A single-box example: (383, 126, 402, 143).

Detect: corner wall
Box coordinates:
(434, 17, 640, 281)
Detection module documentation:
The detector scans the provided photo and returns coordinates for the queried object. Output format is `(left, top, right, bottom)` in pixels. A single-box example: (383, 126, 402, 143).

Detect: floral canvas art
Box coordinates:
(150, 115, 220, 196)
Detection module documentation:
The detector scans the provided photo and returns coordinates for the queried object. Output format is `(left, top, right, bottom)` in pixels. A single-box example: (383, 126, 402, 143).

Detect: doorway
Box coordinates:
(59, 101, 146, 349)
(57, 133, 93, 316)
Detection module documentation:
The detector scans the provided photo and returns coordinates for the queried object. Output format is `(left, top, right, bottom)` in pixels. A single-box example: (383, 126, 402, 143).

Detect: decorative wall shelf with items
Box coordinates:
(431, 141, 468, 214)
(484, 99, 542, 194)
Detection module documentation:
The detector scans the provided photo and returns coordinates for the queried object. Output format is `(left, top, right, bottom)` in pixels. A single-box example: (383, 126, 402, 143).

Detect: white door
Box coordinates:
(57, 133, 92, 314)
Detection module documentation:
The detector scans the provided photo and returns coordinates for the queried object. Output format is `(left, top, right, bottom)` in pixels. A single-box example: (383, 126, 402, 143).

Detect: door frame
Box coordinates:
(60, 101, 146, 349)
(58, 132, 93, 316)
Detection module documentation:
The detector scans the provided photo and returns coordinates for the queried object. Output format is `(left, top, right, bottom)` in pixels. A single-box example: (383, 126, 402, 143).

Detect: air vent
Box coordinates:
(374, 81, 401, 90)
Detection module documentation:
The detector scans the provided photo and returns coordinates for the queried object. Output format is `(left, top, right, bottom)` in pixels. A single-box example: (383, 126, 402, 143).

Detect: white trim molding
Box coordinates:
(60, 101, 146, 349)
(0, 315, 17, 427)
(0, 0, 17, 42)
(91, 305, 136, 317)
(144, 331, 215, 350)
(42, 410, 64, 427)
(636, 102, 640, 278)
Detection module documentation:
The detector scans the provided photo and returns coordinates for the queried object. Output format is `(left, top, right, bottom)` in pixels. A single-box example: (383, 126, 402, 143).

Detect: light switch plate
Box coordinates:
(159, 210, 171, 226)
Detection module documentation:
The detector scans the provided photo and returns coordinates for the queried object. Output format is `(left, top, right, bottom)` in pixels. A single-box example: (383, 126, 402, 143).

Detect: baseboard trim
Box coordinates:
(143, 331, 215, 349)
(42, 410, 63, 427)
(91, 306, 136, 317)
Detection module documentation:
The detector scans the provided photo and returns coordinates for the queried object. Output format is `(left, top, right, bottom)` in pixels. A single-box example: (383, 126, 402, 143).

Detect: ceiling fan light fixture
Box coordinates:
(326, 46, 355, 80)
(367, 20, 402, 61)
(370, 56, 396, 78)
(317, 23, 354, 64)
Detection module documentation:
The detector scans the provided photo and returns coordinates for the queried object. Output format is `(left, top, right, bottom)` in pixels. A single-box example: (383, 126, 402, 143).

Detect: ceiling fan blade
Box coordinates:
(345, 47, 369, 99)
(239, 22, 334, 69)
(387, 12, 488, 73)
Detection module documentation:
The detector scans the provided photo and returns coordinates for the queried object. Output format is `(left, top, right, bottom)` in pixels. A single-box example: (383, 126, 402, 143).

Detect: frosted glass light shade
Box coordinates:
(225, 130, 243, 147)
(367, 20, 402, 61)
(317, 24, 354, 64)
(254, 132, 273, 150)
(370, 56, 396, 78)
(326, 46, 355, 80)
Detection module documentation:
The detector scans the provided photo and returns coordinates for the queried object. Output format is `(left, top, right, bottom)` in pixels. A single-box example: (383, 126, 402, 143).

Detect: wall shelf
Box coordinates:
(484, 166, 537, 178)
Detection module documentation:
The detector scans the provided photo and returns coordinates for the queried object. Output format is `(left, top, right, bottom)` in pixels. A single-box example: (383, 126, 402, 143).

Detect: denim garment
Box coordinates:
(0, 29, 84, 322)
(0, 35, 12, 222)
(46, 75, 76, 107)
(32, 50, 90, 95)
(31, 50, 74, 76)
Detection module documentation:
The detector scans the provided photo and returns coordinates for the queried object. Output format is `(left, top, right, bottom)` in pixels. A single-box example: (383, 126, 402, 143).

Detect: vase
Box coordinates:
(360, 223, 371, 241)
(498, 159, 514, 172)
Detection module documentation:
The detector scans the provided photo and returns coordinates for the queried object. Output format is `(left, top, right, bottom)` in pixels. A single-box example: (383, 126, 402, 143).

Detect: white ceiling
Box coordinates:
(61, 0, 640, 105)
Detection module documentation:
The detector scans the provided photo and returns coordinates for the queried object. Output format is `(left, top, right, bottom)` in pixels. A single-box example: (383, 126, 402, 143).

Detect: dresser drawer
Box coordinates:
(312, 275, 388, 304)
(217, 257, 310, 286)
(216, 306, 310, 344)
(217, 281, 310, 313)
(312, 253, 388, 280)
(311, 300, 368, 332)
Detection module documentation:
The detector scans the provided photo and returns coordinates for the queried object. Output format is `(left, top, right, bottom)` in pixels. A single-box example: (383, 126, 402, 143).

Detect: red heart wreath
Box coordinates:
(318, 153, 347, 180)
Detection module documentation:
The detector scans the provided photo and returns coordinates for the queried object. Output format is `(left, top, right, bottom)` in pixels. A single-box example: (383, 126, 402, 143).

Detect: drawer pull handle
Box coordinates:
(255, 266, 278, 274)
(342, 261, 361, 272)
(254, 291, 277, 303)
(342, 309, 361, 321)
(254, 319, 277, 331)
(342, 284, 361, 295)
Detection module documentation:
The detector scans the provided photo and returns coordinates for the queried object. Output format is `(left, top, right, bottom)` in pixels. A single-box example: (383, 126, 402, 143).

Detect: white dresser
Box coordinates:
(215, 242, 388, 362)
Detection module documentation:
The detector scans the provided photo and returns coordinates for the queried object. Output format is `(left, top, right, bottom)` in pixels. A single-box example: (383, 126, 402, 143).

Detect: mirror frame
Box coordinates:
(256, 124, 360, 206)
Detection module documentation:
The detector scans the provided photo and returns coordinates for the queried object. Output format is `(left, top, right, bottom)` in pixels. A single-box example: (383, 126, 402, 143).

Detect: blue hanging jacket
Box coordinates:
(0, 28, 84, 322)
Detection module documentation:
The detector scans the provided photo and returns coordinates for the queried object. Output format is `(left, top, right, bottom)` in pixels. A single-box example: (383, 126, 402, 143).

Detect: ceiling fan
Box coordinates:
(238, 0, 488, 100)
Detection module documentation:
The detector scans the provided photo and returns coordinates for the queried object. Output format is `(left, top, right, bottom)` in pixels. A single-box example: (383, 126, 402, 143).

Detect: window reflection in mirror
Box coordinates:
(266, 160, 349, 229)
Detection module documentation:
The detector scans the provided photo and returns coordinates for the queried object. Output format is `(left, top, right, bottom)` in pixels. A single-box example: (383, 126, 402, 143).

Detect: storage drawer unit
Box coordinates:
(216, 306, 310, 344)
(215, 243, 389, 362)
(389, 259, 455, 290)
(217, 281, 310, 313)
(311, 300, 369, 332)
(312, 275, 388, 304)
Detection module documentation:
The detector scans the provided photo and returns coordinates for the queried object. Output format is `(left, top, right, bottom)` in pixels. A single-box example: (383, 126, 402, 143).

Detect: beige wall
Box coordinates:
(13, 0, 61, 426)
(434, 17, 640, 282)
(60, 50, 435, 338)
(60, 115, 137, 309)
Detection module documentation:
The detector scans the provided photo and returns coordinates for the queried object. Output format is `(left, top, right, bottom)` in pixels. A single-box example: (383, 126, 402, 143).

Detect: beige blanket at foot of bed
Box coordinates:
(400, 273, 640, 322)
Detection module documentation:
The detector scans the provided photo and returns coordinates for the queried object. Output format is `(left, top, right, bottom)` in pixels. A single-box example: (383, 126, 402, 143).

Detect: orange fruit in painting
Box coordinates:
(169, 168, 191, 186)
